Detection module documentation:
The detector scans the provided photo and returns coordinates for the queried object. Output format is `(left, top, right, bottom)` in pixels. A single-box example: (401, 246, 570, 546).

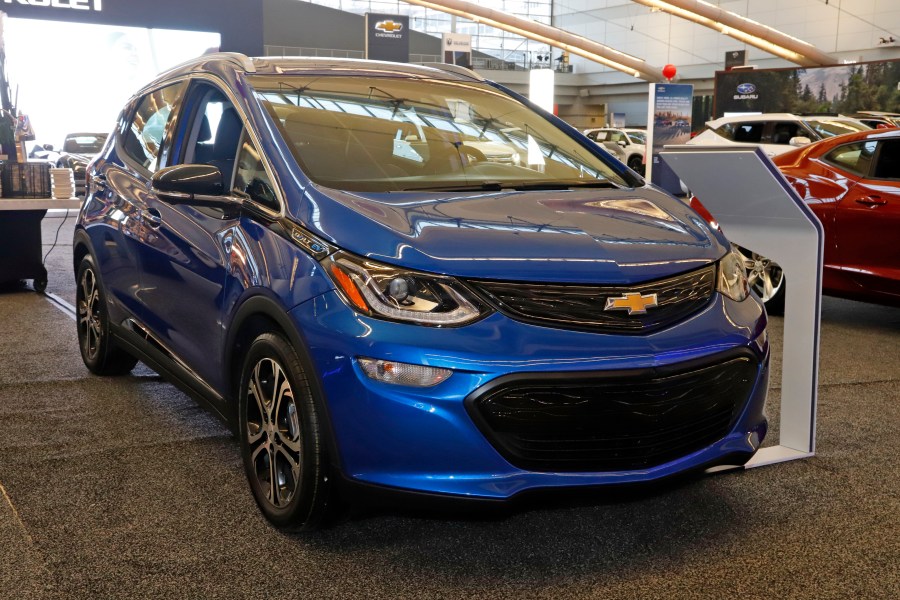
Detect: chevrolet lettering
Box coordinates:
(3, 0, 102, 10)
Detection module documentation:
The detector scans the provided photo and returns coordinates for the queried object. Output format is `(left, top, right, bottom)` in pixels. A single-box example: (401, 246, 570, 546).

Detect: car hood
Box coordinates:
(299, 186, 727, 284)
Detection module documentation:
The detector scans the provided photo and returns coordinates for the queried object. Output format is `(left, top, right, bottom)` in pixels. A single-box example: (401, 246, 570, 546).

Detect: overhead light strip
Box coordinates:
(402, 0, 665, 81)
(632, 0, 837, 67)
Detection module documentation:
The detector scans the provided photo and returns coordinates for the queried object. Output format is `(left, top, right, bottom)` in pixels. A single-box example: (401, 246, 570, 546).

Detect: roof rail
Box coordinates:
(201, 52, 257, 73)
(420, 62, 484, 81)
(159, 51, 256, 78)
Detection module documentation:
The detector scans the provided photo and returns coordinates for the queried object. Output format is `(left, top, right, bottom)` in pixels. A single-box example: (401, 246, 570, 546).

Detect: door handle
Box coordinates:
(142, 208, 162, 228)
(855, 196, 887, 206)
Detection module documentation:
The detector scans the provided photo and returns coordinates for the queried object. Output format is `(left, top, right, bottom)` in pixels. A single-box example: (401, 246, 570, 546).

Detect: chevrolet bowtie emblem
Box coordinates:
(375, 20, 403, 33)
(604, 292, 659, 315)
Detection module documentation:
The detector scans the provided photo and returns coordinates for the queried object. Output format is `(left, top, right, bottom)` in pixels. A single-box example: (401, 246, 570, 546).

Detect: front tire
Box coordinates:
(738, 247, 786, 316)
(76, 255, 138, 375)
(238, 332, 333, 531)
(627, 155, 645, 175)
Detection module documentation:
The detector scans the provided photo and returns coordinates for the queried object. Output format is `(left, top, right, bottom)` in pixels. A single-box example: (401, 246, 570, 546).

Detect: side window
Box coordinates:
(234, 133, 279, 212)
(714, 123, 735, 139)
(183, 86, 245, 188)
(768, 122, 801, 145)
(120, 82, 185, 172)
(586, 131, 599, 141)
(873, 139, 900, 180)
(823, 141, 876, 176)
(732, 122, 764, 143)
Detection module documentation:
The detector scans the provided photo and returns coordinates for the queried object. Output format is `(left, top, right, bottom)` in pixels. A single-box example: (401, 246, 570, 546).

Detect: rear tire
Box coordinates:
(76, 255, 138, 375)
(238, 332, 335, 531)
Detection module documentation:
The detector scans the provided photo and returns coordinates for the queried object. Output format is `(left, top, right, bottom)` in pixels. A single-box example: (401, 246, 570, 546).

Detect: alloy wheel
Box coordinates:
(742, 249, 784, 302)
(245, 357, 303, 509)
(77, 267, 102, 361)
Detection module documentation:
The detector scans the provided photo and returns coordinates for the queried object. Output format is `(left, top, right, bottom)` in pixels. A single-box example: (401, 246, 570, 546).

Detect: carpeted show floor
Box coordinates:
(0, 210, 897, 599)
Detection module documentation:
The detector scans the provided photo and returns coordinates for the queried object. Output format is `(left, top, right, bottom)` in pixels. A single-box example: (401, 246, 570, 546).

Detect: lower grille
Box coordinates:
(466, 351, 759, 472)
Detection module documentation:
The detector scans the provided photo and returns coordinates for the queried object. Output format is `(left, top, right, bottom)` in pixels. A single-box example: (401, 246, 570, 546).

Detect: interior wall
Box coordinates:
(0, 0, 263, 55)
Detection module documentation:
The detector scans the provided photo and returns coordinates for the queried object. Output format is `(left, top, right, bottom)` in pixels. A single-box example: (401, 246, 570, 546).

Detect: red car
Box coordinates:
(694, 129, 900, 314)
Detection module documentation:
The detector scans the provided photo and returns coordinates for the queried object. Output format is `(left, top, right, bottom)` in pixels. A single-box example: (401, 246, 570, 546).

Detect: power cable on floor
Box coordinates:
(42, 209, 71, 264)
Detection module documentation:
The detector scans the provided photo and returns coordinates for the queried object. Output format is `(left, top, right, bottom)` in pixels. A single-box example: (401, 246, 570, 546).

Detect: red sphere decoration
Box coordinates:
(662, 64, 677, 80)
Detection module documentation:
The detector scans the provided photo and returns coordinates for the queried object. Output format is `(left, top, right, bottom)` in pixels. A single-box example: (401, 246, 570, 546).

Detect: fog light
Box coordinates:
(358, 358, 452, 387)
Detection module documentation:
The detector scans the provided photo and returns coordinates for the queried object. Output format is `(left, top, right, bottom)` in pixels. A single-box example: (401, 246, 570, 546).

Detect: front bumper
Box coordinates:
(290, 290, 769, 499)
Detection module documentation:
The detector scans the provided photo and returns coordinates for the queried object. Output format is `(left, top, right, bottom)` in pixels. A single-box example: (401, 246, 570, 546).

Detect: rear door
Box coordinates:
(89, 82, 186, 320)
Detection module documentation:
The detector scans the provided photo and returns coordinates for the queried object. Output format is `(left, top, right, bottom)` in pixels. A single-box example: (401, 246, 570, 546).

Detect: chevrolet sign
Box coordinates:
(604, 292, 659, 315)
(375, 20, 403, 33)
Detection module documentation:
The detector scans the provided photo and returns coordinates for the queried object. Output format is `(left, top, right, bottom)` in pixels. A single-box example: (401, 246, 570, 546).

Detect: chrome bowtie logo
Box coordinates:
(604, 292, 659, 315)
(375, 20, 403, 33)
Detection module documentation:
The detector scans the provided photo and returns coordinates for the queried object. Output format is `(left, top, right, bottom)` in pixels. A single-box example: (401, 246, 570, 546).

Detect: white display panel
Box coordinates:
(661, 146, 823, 467)
(5, 18, 220, 149)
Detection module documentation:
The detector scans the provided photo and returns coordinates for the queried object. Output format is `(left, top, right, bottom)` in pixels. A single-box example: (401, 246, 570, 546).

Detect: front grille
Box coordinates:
(466, 351, 759, 472)
(467, 264, 716, 334)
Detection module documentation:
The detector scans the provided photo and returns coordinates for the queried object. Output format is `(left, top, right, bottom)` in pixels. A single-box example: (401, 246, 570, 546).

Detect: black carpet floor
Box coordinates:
(0, 210, 897, 599)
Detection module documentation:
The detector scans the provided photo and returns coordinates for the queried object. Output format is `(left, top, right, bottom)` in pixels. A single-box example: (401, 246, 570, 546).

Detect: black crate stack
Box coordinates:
(1, 163, 52, 198)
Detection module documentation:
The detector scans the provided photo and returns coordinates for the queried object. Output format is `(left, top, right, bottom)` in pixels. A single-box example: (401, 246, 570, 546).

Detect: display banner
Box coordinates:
(442, 32, 471, 68)
(714, 58, 900, 117)
(645, 82, 693, 195)
(724, 50, 746, 70)
(365, 13, 409, 63)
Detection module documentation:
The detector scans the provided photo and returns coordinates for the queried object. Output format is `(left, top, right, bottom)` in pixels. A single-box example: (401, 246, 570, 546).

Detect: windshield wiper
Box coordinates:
(394, 180, 619, 193)
(395, 182, 505, 192)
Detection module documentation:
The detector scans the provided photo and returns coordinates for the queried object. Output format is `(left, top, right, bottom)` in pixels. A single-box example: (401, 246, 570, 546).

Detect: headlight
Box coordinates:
(323, 252, 489, 326)
(717, 248, 750, 302)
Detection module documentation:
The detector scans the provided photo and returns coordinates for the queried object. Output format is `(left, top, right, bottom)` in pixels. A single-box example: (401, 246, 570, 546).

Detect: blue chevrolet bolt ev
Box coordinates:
(73, 54, 768, 530)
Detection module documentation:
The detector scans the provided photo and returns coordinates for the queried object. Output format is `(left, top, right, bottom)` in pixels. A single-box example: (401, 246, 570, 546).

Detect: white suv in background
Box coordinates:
(584, 127, 646, 174)
(687, 113, 870, 157)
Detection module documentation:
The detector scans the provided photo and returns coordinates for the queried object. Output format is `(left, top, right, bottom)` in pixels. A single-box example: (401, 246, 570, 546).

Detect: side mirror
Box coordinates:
(151, 164, 239, 207)
(789, 136, 812, 147)
(617, 140, 627, 147)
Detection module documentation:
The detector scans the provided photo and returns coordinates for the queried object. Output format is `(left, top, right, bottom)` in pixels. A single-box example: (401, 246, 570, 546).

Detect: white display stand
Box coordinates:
(660, 146, 823, 466)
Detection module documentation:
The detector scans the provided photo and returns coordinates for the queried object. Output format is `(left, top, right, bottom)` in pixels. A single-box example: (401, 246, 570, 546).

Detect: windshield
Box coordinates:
(626, 131, 646, 144)
(250, 75, 629, 192)
(804, 119, 870, 139)
(62, 134, 107, 154)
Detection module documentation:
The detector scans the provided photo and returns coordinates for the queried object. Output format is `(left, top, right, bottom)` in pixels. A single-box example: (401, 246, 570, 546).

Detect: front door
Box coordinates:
(834, 138, 900, 298)
(135, 83, 245, 396)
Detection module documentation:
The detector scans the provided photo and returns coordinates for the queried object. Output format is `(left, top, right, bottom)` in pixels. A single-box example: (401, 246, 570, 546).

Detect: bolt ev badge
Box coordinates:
(375, 20, 403, 33)
(604, 292, 659, 315)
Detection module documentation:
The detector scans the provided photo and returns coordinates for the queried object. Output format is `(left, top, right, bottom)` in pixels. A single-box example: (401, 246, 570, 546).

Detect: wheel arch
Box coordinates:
(223, 293, 343, 472)
(72, 229, 93, 276)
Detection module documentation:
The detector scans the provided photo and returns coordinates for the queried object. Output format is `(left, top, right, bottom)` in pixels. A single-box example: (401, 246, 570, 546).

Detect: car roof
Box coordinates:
(147, 52, 483, 92)
(706, 113, 860, 126)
